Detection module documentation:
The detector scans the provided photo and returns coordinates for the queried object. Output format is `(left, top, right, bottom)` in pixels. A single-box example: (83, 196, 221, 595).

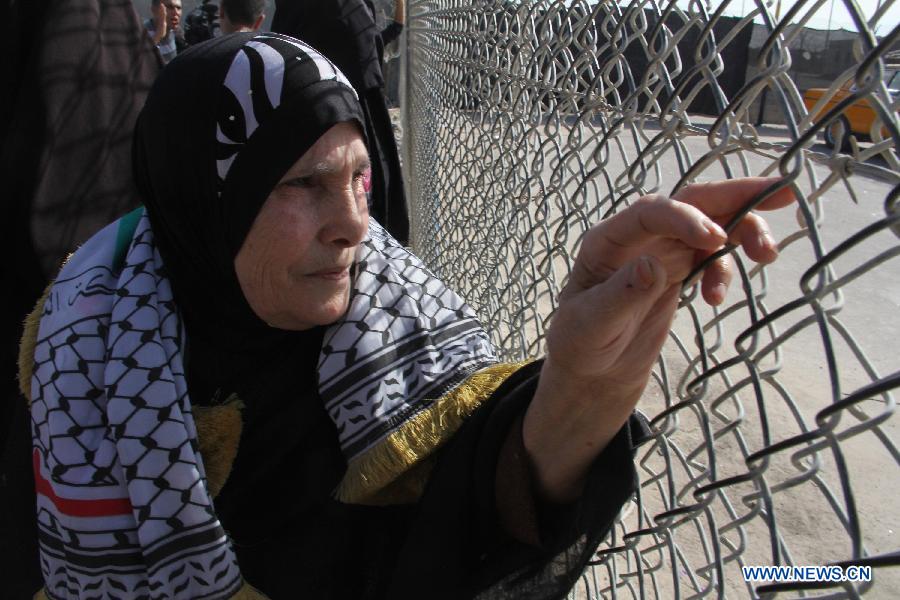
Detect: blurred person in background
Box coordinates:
(273, 0, 410, 245)
(219, 0, 267, 33)
(145, 0, 187, 64)
(0, 0, 159, 597)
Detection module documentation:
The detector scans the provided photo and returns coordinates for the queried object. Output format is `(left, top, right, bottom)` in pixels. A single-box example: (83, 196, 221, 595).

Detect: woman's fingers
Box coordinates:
(600, 195, 727, 251)
(699, 252, 733, 305)
(727, 210, 780, 263)
(573, 196, 726, 289)
(672, 177, 796, 217)
(571, 178, 794, 302)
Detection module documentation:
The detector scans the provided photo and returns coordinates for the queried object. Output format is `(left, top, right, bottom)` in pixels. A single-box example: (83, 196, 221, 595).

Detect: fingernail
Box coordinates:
(713, 283, 727, 304)
(630, 256, 656, 290)
(704, 218, 726, 240)
(758, 230, 775, 251)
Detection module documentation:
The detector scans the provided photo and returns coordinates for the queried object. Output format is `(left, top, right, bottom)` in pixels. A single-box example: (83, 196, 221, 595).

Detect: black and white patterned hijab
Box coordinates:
(28, 33, 496, 598)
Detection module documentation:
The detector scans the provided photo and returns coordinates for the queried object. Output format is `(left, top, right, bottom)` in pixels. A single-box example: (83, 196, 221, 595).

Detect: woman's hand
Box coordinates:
(523, 177, 796, 503)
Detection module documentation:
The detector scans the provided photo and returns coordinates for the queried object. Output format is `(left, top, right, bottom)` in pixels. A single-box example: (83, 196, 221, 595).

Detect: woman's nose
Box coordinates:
(319, 184, 369, 248)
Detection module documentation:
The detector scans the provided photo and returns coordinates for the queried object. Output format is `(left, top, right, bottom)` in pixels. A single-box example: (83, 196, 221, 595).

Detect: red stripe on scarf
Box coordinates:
(33, 450, 133, 517)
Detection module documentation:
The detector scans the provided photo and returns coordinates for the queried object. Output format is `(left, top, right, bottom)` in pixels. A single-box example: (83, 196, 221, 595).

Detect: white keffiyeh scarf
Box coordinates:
(25, 210, 498, 599)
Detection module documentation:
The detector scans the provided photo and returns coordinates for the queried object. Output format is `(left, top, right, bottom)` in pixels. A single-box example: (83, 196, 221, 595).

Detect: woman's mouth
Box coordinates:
(309, 266, 350, 281)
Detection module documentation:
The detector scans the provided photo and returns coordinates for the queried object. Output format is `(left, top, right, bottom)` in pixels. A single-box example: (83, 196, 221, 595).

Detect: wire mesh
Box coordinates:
(402, 0, 900, 597)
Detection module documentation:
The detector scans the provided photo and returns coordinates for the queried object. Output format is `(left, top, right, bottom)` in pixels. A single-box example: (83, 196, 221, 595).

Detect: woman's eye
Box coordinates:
(355, 168, 372, 193)
(285, 176, 314, 189)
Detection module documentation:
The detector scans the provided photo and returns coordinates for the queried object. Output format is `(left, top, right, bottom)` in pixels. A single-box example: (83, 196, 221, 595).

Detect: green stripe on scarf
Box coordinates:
(113, 207, 144, 270)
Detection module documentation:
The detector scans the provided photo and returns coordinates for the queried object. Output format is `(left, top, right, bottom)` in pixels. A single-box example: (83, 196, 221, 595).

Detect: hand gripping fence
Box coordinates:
(400, 0, 900, 598)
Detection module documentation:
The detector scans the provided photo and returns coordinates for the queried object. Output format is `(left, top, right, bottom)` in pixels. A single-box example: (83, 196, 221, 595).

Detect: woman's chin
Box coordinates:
(271, 294, 350, 330)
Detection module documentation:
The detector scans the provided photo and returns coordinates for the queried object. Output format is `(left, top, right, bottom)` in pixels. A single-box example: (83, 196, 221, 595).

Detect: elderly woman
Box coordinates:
(14, 33, 793, 599)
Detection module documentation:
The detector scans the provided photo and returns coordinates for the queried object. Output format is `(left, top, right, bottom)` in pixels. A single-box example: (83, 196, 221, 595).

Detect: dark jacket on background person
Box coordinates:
(1, 1, 159, 597)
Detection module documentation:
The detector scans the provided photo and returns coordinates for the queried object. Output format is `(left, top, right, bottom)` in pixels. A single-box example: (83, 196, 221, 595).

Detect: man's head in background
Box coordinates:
(220, 0, 266, 33)
(165, 0, 182, 30)
(150, 0, 183, 31)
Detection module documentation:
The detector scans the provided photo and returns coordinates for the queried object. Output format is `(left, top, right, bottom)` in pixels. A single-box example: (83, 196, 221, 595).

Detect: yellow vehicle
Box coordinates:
(802, 68, 899, 149)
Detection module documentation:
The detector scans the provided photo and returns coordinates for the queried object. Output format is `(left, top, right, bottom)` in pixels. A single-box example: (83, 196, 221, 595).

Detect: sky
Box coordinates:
(660, 0, 900, 35)
(137, 1, 900, 37)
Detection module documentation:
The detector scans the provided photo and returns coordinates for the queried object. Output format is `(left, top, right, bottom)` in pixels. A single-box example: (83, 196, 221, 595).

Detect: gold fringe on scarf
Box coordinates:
(335, 360, 532, 505)
(193, 396, 244, 498)
(231, 580, 270, 599)
(18, 285, 51, 403)
(20, 248, 76, 402)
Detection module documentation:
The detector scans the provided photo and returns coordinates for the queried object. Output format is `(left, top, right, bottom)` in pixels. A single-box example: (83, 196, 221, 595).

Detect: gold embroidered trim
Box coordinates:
(231, 580, 270, 599)
(19, 249, 76, 403)
(335, 360, 533, 505)
(18, 285, 51, 404)
(193, 395, 244, 499)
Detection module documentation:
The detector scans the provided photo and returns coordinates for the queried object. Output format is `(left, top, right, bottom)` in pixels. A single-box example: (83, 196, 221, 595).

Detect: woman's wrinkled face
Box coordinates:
(235, 122, 370, 330)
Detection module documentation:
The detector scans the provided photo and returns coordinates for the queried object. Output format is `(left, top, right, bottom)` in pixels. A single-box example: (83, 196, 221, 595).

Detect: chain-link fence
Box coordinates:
(402, 0, 900, 597)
